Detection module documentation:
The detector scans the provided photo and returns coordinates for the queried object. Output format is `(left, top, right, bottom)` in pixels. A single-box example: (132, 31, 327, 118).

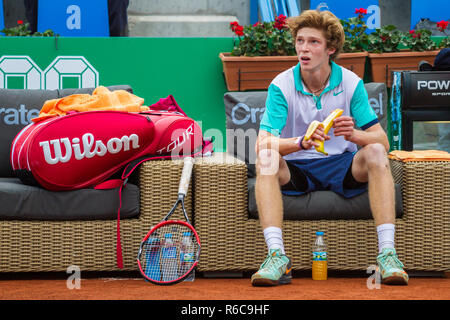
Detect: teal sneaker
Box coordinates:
(251, 249, 292, 286)
(377, 248, 409, 285)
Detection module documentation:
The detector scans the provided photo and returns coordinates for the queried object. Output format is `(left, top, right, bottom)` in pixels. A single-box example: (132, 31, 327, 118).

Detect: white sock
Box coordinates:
(377, 223, 395, 253)
(263, 226, 285, 254)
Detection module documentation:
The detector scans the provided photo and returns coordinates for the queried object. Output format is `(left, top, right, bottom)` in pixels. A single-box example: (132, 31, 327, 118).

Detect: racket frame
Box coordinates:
(137, 157, 200, 285)
(137, 220, 201, 285)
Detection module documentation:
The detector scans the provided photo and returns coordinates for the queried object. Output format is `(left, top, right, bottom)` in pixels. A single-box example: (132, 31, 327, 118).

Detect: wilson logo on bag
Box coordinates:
(39, 132, 141, 164)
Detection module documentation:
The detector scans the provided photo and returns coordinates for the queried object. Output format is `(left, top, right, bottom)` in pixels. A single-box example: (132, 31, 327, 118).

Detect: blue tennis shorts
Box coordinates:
(281, 152, 367, 198)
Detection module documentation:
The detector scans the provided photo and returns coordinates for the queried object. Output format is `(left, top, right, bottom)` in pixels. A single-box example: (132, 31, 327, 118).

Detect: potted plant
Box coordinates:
(336, 8, 370, 79)
(367, 24, 440, 87)
(219, 15, 298, 91)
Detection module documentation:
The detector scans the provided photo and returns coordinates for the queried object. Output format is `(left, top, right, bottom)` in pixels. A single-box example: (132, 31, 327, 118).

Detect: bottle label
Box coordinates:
(183, 253, 195, 262)
(313, 251, 327, 261)
(163, 247, 177, 259)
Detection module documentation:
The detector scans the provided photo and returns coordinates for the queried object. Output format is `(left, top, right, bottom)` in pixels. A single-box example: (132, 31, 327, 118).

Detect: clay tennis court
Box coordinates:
(1, 271, 448, 300)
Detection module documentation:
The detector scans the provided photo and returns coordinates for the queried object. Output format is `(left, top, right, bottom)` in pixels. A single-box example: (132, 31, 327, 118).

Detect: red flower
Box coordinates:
(230, 21, 239, 31)
(355, 8, 367, 15)
(409, 29, 420, 38)
(234, 25, 244, 37)
(230, 21, 244, 36)
(380, 35, 387, 42)
(17, 20, 24, 25)
(437, 20, 449, 32)
(276, 14, 287, 21)
(274, 14, 287, 30)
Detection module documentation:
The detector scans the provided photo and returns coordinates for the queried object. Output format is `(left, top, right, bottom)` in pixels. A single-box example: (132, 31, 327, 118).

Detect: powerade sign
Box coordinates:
(402, 71, 450, 108)
(37, 0, 109, 36)
(311, 0, 380, 33)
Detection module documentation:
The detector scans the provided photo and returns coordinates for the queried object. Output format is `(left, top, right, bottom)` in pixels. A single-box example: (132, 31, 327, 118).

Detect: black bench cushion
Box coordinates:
(0, 178, 140, 220)
(247, 178, 403, 220)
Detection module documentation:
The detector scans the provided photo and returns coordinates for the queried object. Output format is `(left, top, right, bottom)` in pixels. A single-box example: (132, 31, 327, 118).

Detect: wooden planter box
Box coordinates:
(368, 50, 440, 87)
(219, 52, 368, 91)
(335, 51, 368, 79)
(219, 52, 298, 91)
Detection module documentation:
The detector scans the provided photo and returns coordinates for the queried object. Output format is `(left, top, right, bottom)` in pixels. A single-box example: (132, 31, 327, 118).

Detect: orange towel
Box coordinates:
(32, 86, 149, 123)
(388, 150, 450, 162)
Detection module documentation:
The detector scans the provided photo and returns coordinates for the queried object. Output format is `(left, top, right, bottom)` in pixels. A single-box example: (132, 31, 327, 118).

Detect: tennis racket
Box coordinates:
(137, 157, 200, 285)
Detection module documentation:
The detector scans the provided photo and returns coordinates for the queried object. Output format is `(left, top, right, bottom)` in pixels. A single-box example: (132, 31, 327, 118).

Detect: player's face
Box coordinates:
(295, 27, 335, 72)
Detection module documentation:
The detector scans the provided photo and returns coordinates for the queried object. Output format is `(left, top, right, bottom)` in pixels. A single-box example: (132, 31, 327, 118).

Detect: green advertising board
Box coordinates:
(0, 37, 234, 151)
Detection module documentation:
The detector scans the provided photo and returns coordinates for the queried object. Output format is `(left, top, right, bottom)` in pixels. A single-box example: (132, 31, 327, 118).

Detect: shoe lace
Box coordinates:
(379, 251, 404, 270)
(260, 253, 285, 271)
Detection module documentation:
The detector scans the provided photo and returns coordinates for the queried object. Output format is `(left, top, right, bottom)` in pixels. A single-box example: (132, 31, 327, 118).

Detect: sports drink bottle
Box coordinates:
(312, 231, 327, 280)
(180, 231, 195, 282)
(161, 233, 178, 282)
(144, 237, 161, 281)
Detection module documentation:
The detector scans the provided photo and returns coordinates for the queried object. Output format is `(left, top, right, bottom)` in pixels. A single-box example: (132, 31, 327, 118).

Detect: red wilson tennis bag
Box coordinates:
(10, 95, 212, 191)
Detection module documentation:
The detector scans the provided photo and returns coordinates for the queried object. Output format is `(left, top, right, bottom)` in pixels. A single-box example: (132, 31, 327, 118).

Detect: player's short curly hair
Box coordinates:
(287, 10, 345, 60)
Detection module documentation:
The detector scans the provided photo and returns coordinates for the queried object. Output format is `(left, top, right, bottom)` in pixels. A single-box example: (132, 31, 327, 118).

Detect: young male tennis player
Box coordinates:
(251, 10, 408, 286)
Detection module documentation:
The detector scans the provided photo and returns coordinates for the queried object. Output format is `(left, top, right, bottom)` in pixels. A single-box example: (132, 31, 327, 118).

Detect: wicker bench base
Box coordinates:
(2, 153, 448, 273)
(0, 159, 192, 272)
(194, 153, 450, 272)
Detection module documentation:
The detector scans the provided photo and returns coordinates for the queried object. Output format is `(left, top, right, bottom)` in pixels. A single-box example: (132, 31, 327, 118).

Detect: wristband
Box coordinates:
(295, 135, 305, 150)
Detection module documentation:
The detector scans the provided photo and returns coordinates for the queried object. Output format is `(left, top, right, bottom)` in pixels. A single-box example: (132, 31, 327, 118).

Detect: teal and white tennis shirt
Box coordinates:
(260, 61, 379, 160)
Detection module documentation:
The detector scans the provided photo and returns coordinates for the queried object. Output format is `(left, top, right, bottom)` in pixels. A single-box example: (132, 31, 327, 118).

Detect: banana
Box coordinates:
(304, 108, 344, 155)
(304, 120, 323, 141)
(322, 108, 344, 134)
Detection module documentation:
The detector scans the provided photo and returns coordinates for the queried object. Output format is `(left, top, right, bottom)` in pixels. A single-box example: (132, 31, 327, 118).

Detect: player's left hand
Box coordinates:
(332, 116, 355, 141)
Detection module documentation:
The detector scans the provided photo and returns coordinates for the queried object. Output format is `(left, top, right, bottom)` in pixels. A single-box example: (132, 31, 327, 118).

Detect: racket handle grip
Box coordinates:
(178, 157, 194, 196)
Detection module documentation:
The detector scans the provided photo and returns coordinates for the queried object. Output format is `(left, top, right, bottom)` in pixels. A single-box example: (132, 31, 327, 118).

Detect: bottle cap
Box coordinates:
(183, 232, 191, 236)
(165, 233, 173, 238)
(316, 231, 324, 236)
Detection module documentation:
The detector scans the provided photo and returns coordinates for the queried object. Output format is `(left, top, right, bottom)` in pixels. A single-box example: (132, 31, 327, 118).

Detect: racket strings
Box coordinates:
(140, 223, 199, 282)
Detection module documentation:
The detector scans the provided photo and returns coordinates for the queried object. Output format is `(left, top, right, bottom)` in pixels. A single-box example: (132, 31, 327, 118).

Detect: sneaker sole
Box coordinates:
(251, 274, 292, 287)
(382, 275, 409, 285)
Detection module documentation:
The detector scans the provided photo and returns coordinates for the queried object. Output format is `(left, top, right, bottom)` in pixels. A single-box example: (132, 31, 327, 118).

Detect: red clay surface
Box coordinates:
(0, 274, 449, 300)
